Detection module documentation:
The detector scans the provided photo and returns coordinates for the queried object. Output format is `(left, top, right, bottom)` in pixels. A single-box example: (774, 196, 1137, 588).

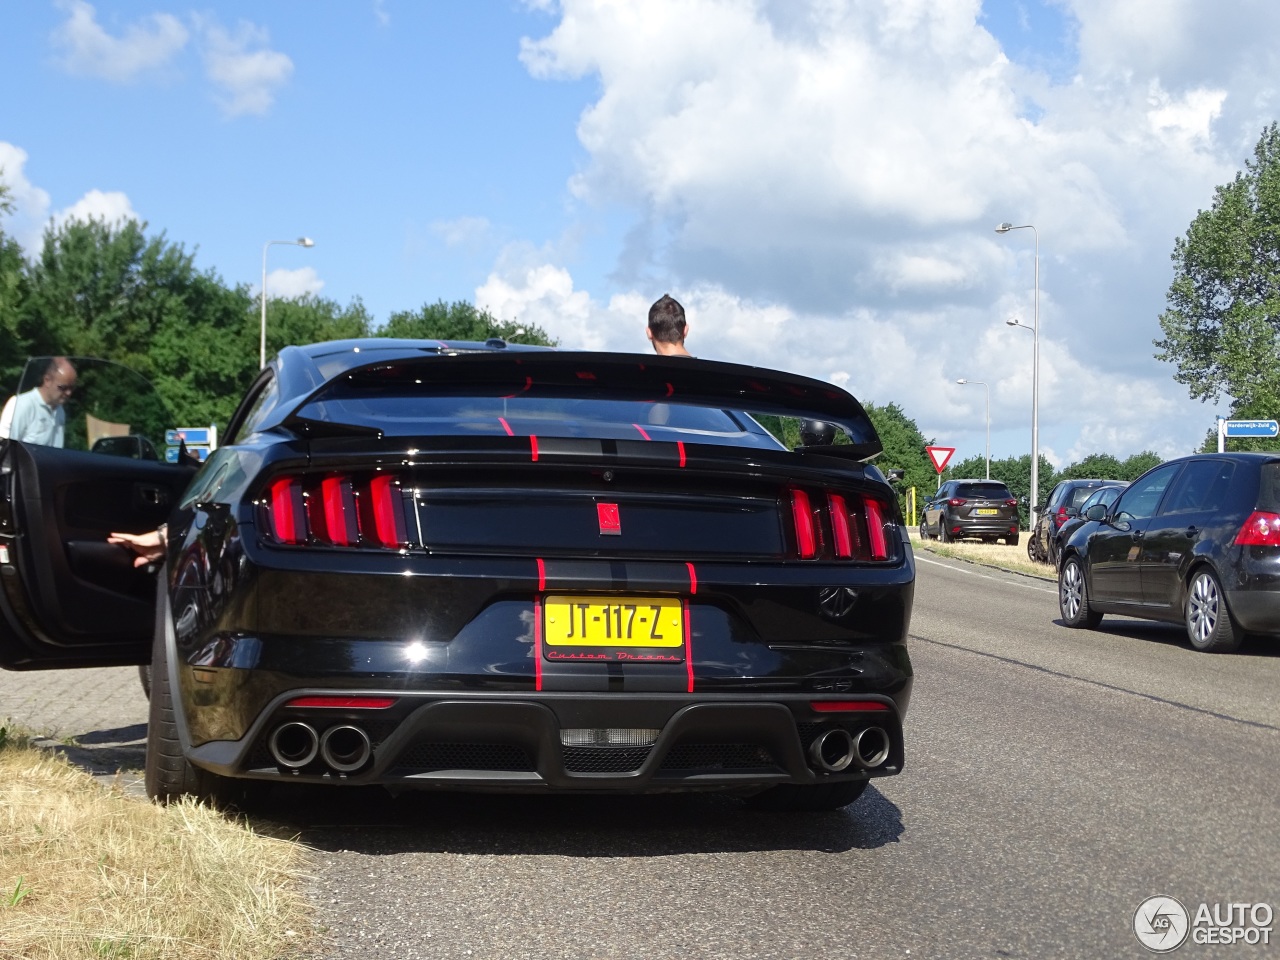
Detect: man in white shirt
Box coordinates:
(5, 357, 77, 447)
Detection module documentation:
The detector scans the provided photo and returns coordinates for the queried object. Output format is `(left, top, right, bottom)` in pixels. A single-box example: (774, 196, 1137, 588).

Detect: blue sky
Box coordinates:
(3, 0, 1279, 468)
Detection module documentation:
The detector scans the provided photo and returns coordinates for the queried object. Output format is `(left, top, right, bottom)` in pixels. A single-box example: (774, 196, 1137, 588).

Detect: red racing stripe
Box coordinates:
(530, 435, 540, 461)
(632, 424, 651, 440)
(534, 597, 544, 691)
(498, 417, 514, 436)
(683, 599, 694, 693)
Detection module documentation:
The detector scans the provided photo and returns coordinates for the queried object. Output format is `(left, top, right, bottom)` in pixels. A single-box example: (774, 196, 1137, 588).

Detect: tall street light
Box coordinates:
(995, 221, 1039, 520)
(956, 379, 990, 479)
(261, 237, 315, 369)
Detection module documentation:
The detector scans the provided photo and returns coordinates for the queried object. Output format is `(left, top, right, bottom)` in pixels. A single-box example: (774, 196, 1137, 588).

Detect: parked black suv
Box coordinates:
(919, 479, 1019, 545)
(1058, 453, 1280, 653)
(1029, 478, 1126, 566)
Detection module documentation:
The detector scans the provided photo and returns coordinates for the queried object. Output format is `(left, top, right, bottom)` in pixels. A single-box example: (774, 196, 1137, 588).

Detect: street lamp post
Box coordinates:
(956, 379, 990, 479)
(995, 222, 1039, 520)
(261, 237, 315, 369)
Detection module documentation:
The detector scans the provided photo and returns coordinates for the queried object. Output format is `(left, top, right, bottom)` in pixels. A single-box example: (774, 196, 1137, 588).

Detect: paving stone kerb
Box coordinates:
(0, 665, 148, 741)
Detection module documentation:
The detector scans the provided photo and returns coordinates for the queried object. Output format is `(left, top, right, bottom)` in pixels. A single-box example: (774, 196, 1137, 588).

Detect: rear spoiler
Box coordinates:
(276, 351, 883, 460)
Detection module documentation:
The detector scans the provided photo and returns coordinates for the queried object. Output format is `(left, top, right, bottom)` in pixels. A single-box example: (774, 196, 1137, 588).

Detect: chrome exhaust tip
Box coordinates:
(852, 726, 891, 770)
(320, 724, 372, 773)
(268, 721, 319, 769)
(808, 727, 856, 773)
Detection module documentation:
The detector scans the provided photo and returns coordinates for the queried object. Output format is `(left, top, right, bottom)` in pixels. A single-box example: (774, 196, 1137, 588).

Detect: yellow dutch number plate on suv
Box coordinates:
(974, 508, 999, 515)
(544, 596, 683, 648)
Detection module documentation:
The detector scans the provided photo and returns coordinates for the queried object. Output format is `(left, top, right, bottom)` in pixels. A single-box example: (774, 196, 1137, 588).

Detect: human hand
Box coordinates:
(108, 529, 166, 568)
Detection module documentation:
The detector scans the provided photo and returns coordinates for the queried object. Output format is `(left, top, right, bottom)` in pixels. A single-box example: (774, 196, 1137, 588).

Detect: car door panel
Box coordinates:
(0, 440, 192, 669)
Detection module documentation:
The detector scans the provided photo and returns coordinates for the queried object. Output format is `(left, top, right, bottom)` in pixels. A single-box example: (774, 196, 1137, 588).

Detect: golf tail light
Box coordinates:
(1235, 511, 1280, 545)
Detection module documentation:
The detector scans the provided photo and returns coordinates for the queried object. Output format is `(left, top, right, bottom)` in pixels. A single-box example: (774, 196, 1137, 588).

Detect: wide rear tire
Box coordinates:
(1185, 568, 1242, 653)
(145, 576, 237, 805)
(745, 779, 869, 812)
(1059, 555, 1102, 629)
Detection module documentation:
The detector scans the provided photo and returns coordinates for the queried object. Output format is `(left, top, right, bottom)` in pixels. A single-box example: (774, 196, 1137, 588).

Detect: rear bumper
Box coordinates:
(945, 516, 1019, 537)
(187, 690, 907, 793)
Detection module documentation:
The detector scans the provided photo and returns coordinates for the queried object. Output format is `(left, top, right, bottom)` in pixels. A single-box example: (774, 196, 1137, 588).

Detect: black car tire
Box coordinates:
(1059, 555, 1102, 629)
(145, 575, 239, 806)
(138, 664, 151, 699)
(1026, 536, 1038, 561)
(1185, 568, 1242, 653)
(745, 779, 868, 812)
(919, 519, 930, 540)
(1047, 538, 1060, 569)
(938, 521, 949, 543)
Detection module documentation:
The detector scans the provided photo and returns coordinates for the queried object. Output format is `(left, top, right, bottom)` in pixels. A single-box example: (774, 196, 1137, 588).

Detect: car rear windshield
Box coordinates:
(955, 483, 1013, 500)
(295, 394, 790, 449)
(1258, 463, 1280, 512)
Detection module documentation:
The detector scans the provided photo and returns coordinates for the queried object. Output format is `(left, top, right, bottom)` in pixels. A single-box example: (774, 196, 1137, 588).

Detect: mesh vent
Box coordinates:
(562, 746, 652, 773)
(659, 743, 776, 771)
(396, 742, 534, 772)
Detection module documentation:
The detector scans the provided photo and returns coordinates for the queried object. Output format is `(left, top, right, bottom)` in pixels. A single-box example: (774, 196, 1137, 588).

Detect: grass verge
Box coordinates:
(909, 531, 1056, 581)
(0, 726, 314, 959)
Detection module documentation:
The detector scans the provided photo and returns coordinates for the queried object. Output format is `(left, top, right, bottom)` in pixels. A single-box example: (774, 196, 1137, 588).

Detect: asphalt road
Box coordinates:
(281, 551, 1280, 960)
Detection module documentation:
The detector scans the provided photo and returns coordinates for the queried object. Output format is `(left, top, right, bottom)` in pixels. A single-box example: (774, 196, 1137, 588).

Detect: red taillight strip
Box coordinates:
(269, 477, 305, 544)
(530, 435, 540, 461)
(368, 474, 407, 547)
(683, 598, 694, 693)
(686, 561, 698, 596)
(286, 696, 397, 709)
(498, 417, 514, 436)
(790, 488, 816, 558)
(810, 700, 891, 713)
(534, 597, 544, 691)
(677, 441, 686, 467)
(829, 493, 852, 558)
(633, 424, 651, 440)
(320, 476, 357, 546)
(865, 497, 888, 560)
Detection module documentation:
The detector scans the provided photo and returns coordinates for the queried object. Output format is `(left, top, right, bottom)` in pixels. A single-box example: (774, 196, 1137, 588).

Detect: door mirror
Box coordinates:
(1085, 503, 1109, 522)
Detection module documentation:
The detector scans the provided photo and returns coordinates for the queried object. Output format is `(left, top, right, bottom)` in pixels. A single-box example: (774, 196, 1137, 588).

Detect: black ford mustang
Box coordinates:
(0, 340, 915, 811)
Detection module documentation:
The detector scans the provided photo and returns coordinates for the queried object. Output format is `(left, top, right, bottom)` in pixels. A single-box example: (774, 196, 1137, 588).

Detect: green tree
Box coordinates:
(380, 300, 557, 345)
(863, 401, 936, 517)
(0, 178, 26, 390)
(1055, 453, 1124, 482)
(1118, 450, 1162, 480)
(1156, 123, 1280, 451)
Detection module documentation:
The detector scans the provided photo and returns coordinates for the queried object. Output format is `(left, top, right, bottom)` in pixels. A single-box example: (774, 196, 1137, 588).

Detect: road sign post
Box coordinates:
(1218, 418, 1279, 452)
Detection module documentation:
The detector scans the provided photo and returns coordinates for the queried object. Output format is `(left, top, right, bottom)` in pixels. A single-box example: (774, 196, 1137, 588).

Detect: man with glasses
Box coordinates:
(5, 357, 77, 447)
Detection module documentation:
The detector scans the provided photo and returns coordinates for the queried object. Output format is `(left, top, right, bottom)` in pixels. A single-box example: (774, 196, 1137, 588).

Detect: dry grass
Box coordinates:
(909, 530, 1056, 581)
(0, 729, 314, 960)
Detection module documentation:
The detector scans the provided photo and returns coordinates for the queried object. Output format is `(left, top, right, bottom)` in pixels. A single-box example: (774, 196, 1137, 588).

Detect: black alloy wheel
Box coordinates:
(1059, 555, 1102, 629)
(919, 519, 931, 540)
(938, 520, 949, 543)
(1185, 568, 1242, 653)
(1026, 535, 1039, 562)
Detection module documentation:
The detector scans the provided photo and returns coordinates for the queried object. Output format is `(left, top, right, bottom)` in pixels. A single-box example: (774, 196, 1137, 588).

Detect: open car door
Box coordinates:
(0, 358, 194, 670)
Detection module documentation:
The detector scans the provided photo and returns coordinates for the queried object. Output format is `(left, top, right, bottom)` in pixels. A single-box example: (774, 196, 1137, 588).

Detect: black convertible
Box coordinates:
(0, 341, 915, 811)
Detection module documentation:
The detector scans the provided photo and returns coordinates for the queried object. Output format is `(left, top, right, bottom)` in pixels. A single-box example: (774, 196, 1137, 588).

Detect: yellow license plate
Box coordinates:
(975, 508, 999, 515)
(544, 596, 684, 647)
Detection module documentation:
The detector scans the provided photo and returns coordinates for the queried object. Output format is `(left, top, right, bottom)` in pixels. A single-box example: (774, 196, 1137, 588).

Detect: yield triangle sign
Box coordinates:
(925, 446, 955, 474)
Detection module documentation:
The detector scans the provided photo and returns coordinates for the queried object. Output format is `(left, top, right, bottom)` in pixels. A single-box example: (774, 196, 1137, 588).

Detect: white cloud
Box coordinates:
(432, 216, 493, 249)
(50, 189, 139, 232)
(263, 267, 324, 300)
(0, 143, 53, 251)
(195, 17, 293, 118)
(51, 0, 188, 82)
(507, 0, 1258, 463)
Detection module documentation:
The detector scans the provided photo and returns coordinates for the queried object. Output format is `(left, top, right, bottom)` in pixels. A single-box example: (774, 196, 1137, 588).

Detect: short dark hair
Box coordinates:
(648, 294, 686, 343)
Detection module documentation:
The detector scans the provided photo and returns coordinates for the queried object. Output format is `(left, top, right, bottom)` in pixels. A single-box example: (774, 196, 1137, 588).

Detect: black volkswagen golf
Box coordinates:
(0, 341, 915, 811)
(1057, 452, 1280, 653)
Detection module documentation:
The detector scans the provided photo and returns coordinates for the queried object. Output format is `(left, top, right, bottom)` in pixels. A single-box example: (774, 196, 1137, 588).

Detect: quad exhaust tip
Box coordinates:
(268, 721, 319, 769)
(808, 726, 891, 773)
(320, 724, 372, 773)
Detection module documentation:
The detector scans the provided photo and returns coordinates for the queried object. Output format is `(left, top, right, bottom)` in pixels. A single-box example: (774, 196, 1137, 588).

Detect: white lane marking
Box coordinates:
(915, 553, 1057, 593)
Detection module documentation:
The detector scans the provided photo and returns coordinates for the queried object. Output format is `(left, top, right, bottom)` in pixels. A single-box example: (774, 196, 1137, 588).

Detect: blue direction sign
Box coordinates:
(165, 427, 213, 446)
(1224, 419, 1279, 438)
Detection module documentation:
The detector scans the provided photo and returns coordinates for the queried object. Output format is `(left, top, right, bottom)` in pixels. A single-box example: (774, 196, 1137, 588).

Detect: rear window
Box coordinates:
(296, 394, 789, 449)
(1258, 463, 1280, 512)
(1069, 486, 1102, 509)
(955, 483, 1013, 500)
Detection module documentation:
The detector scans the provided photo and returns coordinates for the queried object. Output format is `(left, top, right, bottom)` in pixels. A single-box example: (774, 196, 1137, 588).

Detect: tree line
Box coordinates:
(0, 208, 555, 434)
